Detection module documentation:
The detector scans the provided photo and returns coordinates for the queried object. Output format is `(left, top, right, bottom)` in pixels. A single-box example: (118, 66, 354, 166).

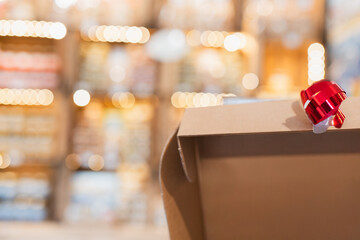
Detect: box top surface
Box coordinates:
(178, 97, 360, 137)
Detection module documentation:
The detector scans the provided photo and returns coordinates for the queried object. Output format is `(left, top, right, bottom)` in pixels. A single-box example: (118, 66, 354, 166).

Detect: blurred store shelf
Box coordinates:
(0, 222, 169, 240)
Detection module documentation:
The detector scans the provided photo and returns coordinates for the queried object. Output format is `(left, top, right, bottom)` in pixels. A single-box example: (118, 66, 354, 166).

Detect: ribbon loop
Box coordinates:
(333, 110, 345, 128)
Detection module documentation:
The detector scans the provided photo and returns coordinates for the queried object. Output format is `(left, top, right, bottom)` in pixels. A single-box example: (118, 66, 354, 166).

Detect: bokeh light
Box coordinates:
(88, 154, 104, 171)
(0, 88, 54, 106)
(73, 89, 91, 107)
(224, 33, 246, 52)
(0, 154, 11, 169)
(112, 92, 136, 109)
(0, 20, 67, 39)
(308, 43, 325, 84)
(83, 25, 150, 44)
(242, 73, 260, 90)
(171, 92, 235, 108)
(65, 153, 81, 170)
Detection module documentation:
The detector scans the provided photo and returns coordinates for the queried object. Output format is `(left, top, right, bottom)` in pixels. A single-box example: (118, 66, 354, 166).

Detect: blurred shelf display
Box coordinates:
(69, 37, 159, 225)
(0, 43, 60, 89)
(66, 166, 149, 224)
(327, 0, 360, 94)
(69, 99, 154, 170)
(240, 0, 326, 98)
(0, 168, 51, 221)
(158, 0, 235, 30)
(52, 0, 154, 27)
(0, 19, 67, 223)
(257, 41, 310, 98)
(66, 96, 155, 224)
(65, 171, 118, 223)
(0, 40, 65, 163)
(176, 48, 245, 94)
(78, 42, 156, 96)
(0, 106, 58, 162)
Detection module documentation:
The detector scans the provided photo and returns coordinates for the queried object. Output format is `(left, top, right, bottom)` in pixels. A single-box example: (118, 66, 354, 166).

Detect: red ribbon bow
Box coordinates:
(300, 80, 347, 128)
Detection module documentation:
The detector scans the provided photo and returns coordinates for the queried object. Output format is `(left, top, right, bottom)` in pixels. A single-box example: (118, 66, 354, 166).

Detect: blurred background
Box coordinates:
(0, 0, 359, 239)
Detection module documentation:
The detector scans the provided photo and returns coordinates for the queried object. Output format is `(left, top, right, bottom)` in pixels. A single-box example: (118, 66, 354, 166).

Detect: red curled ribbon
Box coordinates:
(300, 79, 347, 129)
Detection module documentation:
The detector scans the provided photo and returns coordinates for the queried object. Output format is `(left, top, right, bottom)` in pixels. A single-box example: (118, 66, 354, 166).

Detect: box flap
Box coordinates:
(160, 130, 205, 240)
(177, 136, 198, 182)
(178, 96, 360, 137)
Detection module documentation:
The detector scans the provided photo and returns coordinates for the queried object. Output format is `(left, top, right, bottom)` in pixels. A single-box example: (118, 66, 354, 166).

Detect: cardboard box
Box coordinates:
(160, 97, 360, 240)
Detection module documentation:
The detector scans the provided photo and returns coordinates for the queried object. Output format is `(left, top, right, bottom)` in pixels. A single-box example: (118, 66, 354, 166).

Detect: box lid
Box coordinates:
(179, 97, 360, 137)
(177, 97, 360, 182)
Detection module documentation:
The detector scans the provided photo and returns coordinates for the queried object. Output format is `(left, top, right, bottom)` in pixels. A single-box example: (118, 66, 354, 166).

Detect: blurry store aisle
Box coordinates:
(0, 222, 169, 240)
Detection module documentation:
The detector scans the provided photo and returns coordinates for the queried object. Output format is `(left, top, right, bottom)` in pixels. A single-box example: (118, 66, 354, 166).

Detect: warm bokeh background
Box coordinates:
(0, 0, 359, 239)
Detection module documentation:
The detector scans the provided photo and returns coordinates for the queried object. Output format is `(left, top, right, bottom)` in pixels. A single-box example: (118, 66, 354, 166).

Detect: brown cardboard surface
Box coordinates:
(160, 97, 360, 240)
(178, 97, 360, 137)
(197, 131, 360, 239)
(160, 130, 204, 240)
(199, 153, 360, 239)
